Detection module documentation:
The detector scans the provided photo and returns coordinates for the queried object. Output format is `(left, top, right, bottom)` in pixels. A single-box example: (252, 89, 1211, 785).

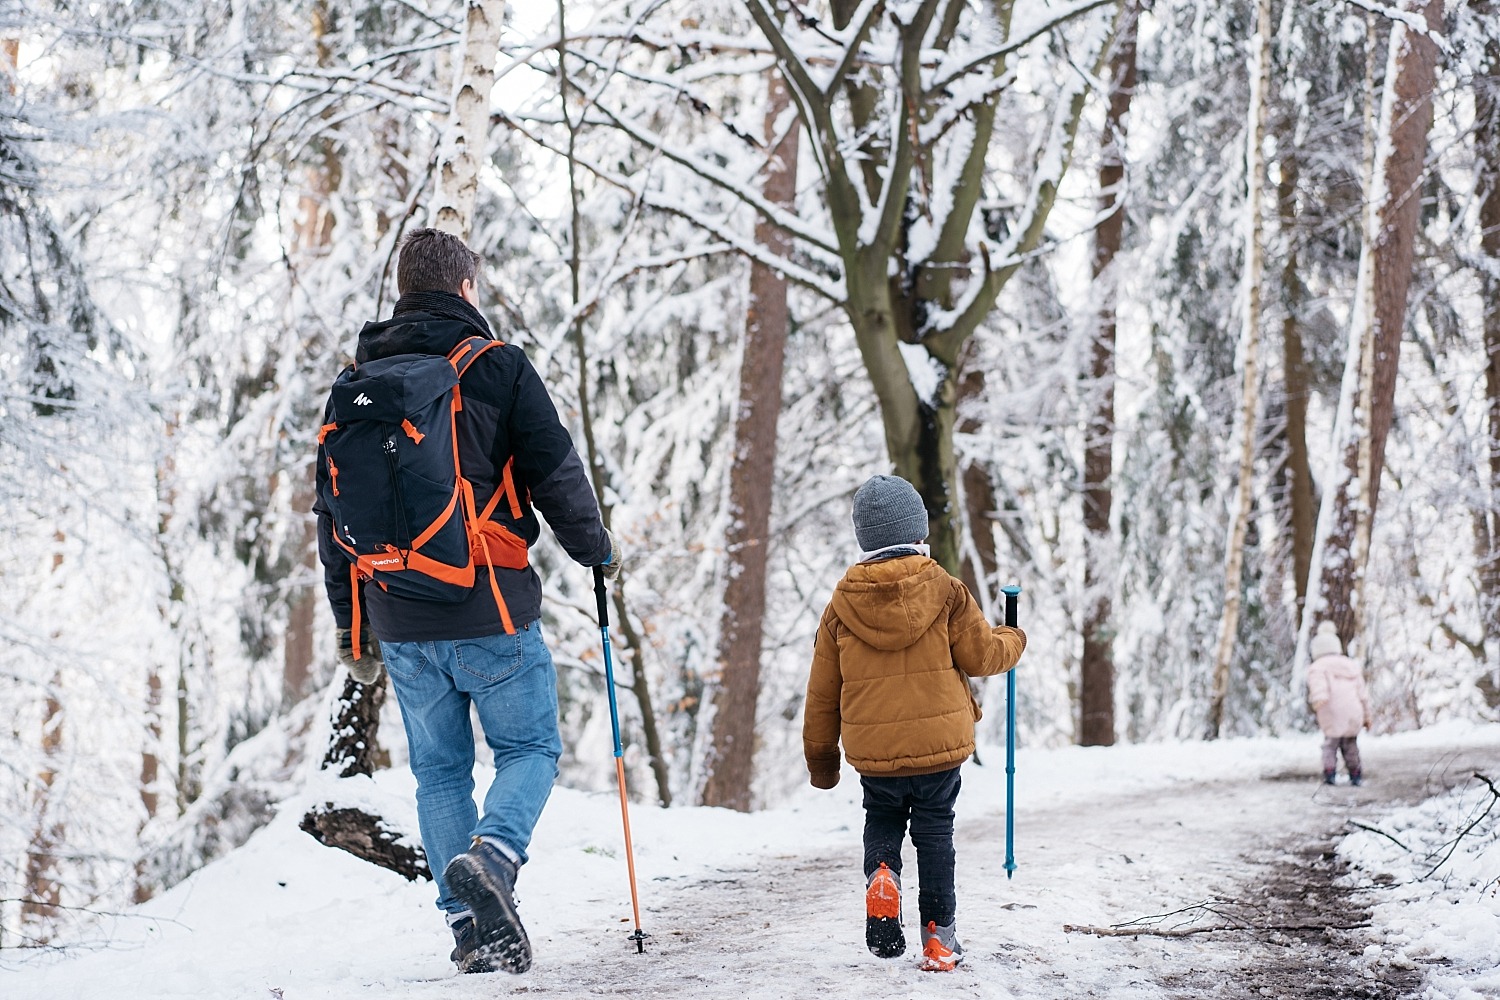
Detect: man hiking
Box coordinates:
(313, 227, 620, 974)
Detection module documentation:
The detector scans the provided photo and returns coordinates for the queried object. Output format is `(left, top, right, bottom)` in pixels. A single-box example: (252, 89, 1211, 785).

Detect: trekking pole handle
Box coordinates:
(594, 565, 610, 627)
(1002, 584, 1020, 628)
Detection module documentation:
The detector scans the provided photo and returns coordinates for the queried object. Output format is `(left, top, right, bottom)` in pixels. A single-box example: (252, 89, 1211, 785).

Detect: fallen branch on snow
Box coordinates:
(1422, 772, 1498, 880)
(1347, 819, 1411, 852)
(1063, 897, 1369, 938)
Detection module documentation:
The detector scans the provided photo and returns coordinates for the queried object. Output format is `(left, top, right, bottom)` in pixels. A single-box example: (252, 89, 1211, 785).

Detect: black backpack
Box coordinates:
(317, 336, 528, 645)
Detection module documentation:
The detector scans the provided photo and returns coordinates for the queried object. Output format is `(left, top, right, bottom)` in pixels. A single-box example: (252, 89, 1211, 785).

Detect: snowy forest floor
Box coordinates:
(6, 723, 1498, 1000)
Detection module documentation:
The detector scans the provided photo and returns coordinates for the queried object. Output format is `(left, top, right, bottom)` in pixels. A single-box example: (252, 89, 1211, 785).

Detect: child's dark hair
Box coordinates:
(396, 228, 482, 296)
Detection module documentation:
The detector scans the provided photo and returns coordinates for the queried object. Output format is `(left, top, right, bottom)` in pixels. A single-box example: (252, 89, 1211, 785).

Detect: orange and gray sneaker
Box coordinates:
(864, 862, 905, 958)
(920, 919, 964, 971)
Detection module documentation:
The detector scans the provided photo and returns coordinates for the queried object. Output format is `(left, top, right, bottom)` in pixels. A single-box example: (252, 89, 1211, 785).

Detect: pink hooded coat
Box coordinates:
(1306, 654, 1371, 738)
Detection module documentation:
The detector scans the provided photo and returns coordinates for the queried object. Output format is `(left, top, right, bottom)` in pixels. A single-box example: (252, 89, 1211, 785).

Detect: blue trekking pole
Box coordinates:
(1001, 584, 1021, 879)
(594, 566, 647, 953)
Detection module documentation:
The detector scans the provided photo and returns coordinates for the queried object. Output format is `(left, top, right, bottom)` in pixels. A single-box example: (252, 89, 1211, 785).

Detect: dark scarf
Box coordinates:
(392, 290, 495, 340)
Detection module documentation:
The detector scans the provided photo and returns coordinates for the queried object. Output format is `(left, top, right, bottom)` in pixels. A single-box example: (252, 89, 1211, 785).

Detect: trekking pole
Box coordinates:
(594, 566, 648, 953)
(1001, 584, 1021, 879)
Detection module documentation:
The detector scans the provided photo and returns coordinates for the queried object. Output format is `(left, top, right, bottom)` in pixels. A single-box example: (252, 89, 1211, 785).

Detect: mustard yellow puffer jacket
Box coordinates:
(803, 555, 1026, 786)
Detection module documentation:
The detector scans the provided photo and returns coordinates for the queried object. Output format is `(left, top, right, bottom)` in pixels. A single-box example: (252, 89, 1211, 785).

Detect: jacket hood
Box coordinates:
(830, 556, 951, 651)
(356, 291, 493, 364)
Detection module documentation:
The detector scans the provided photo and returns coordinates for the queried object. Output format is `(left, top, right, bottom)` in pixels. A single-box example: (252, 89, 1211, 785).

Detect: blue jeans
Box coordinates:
(381, 623, 562, 914)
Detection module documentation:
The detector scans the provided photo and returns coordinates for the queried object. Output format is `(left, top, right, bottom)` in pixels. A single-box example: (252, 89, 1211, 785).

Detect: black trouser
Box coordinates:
(861, 767, 961, 927)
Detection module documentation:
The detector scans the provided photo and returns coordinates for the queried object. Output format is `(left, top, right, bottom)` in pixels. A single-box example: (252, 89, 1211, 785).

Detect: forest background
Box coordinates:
(3, 0, 1498, 949)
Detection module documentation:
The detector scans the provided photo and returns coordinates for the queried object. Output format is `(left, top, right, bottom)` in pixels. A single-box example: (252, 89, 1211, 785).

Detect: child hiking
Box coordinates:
(1306, 620, 1372, 786)
(803, 475, 1026, 971)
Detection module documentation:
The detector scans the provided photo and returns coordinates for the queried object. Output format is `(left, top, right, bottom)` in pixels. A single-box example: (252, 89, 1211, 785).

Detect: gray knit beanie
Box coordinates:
(851, 475, 929, 553)
(1309, 621, 1343, 659)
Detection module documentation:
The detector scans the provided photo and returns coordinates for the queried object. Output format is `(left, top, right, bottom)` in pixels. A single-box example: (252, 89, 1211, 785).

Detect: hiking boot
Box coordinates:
(865, 862, 905, 958)
(1323, 771, 1337, 785)
(920, 919, 964, 972)
(1349, 771, 1363, 787)
(443, 839, 532, 974)
(448, 913, 495, 974)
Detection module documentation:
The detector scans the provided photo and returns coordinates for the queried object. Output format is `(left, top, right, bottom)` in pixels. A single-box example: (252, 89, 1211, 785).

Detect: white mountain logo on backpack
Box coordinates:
(354, 393, 373, 406)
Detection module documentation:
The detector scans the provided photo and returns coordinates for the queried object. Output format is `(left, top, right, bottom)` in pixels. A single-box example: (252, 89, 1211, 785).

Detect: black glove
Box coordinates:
(337, 627, 384, 685)
(600, 529, 624, 581)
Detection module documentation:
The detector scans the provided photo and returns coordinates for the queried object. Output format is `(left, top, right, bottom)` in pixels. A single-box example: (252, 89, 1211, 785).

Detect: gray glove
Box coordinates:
(337, 627, 385, 685)
(600, 529, 624, 581)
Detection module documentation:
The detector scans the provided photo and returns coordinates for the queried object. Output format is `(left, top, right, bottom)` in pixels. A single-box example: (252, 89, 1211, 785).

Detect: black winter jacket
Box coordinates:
(314, 291, 610, 641)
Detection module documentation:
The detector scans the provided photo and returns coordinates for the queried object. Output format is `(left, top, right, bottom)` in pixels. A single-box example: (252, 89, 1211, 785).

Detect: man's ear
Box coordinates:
(458, 277, 479, 306)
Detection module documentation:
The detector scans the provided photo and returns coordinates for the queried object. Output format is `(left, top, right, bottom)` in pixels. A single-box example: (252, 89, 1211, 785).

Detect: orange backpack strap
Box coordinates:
(499, 458, 524, 519)
(447, 335, 503, 377)
(349, 564, 363, 659)
(474, 458, 524, 525)
(477, 537, 516, 635)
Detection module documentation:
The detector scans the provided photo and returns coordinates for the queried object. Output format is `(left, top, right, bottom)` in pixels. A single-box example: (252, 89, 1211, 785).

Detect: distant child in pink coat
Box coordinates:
(1306, 621, 1373, 786)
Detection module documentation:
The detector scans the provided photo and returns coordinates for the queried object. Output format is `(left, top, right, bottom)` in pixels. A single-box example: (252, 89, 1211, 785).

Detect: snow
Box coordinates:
(1340, 775, 1500, 1000)
(897, 341, 944, 407)
(7, 722, 1498, 999)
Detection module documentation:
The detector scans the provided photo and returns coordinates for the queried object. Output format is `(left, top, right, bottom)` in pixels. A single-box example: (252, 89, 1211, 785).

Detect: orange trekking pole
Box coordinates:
(594, 566, 648, 953)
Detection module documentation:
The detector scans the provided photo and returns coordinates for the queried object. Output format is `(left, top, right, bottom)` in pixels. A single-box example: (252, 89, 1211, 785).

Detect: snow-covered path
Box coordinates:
(502, 733, 1490, 999)
(6, 723, 1497, 1000)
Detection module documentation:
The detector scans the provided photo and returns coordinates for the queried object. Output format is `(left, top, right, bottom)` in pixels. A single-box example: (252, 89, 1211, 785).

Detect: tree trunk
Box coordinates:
(1477, 3, 1500, 651)
(1276, 151, 1317, 628)
(1306, 1, 1441, 652)
(957, 361, 998, 610)
(284, 1, 340, 710)
(701, 70, 798, 811)
(743, 0, 1105, 580)
(298, 677, 396, 869)
(300, 806, 431, 882)
(135, 663, 163, 905)
(430, 0, 505, 239)
(322, 676, 389, 777)
(1079, 0, 1138, 748)
(22, 672, 64, 940)
(1207, 0, 1271, 740)
(23, 537, 67, 939)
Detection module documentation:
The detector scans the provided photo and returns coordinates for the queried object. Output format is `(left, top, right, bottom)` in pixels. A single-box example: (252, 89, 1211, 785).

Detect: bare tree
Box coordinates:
(1080, 0, 1139, 747)
(701, 70, 800, 810)
(284, 0, 343, 711)
(1207, 0, 1272, 739)
(1476, 1, 1500, 653)
(740, 0, 1113, 572)
(511, 2, 1116, 575)
(1274, 146, 1317, 628)
(1302, 0, 1442, 662)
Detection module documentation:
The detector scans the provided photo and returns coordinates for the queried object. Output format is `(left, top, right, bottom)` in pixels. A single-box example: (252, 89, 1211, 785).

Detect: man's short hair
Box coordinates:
(396, 228, 482, 296)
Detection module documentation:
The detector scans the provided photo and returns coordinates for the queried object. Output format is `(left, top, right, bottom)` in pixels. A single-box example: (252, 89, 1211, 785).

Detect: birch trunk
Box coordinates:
(1302, 1, 1441, 667)
(430, 0, 504, 240)
(1206, 0, 1271, 739)
(701, 72, 798, 811)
